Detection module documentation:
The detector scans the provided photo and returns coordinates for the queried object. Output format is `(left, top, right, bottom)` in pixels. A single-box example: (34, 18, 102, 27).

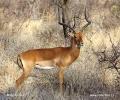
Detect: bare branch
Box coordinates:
(93, 35, 120, 75)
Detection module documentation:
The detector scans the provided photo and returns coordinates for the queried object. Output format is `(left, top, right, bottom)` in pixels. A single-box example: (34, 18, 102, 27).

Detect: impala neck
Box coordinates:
(70, 37, 80, 54)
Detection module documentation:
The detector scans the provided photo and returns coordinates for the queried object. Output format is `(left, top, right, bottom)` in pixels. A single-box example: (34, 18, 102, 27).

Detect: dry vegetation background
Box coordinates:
(0, 0, 120, 100)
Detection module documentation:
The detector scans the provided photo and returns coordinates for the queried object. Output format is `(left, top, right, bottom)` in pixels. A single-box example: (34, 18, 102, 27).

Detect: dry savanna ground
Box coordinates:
(0, 0, 120, 100)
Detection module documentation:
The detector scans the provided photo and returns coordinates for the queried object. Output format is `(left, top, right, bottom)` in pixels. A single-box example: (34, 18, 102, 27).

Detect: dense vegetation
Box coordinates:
(0, 0, 120, 99)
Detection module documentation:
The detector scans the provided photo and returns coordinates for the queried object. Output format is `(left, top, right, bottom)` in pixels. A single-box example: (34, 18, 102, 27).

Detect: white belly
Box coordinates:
(35, 65, 55, 69)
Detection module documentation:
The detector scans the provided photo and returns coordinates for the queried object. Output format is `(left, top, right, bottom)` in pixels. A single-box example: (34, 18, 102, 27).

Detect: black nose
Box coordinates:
(80, 43, 84, 46)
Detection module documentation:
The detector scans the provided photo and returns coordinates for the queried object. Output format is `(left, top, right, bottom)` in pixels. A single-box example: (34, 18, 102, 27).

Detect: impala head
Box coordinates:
(75, 32, 84, 49)
(58, 7, 91, 49)
(68, 32, 83, 49)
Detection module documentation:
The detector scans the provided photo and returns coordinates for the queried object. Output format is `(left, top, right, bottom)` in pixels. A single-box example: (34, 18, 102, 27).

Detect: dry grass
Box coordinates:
(0, 0, 120, 100)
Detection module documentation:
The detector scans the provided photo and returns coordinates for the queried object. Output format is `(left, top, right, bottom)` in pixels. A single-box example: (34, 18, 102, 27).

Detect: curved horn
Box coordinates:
(58, 7, 76, 35)
(80, 7, 91, 32)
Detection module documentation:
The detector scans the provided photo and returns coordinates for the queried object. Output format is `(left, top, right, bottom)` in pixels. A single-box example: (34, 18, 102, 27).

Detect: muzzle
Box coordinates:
(76, 43, 84, 49)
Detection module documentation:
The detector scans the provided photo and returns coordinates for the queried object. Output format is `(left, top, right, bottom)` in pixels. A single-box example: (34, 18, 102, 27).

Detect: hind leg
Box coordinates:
(15, 63, 35, 93)
(15, 70, 30, 93)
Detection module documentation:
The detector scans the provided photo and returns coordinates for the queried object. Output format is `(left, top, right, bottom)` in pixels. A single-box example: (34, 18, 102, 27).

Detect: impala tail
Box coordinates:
(17, 55, 23, 69)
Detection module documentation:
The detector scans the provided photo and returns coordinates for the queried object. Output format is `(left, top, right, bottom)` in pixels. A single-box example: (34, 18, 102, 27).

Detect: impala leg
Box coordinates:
(58, 67, 64, 95)
(15, 70, 30, 93)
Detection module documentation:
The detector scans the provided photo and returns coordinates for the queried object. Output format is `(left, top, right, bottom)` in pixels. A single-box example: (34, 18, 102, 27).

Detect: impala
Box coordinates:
(16, 7, 91, 95)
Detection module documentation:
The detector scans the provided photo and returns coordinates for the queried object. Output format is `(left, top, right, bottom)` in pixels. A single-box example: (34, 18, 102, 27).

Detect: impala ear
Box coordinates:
(67, 32, 75, 37)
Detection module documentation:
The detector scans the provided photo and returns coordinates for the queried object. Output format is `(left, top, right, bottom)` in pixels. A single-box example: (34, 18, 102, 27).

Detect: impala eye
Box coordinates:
(74, 36, 77, 38)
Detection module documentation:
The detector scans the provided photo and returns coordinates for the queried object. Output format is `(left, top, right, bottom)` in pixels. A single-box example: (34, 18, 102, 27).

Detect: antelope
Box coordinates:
(16, 7, 91, 95)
